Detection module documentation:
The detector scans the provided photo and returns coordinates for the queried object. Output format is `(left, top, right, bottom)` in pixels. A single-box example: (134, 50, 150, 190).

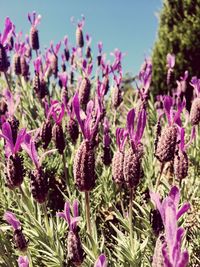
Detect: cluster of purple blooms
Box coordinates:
(0, 11, 197, 267)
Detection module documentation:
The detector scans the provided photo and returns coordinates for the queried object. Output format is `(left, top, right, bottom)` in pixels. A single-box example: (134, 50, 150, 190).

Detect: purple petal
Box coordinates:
(18, 256, 29, 267)
(172, 227, 184, 264)
(177, 251, 189, 267)
(94, 254, 107, 267)
(4, 211, 21, 230)
(177, 203, 190, 220)
(126, 108, 135, 140)
(2, 122, 14, 151)
(167, 53, 175, 69)
(1, 17, 13, 45)
(73, 93, 84, 136)
(162, 243, 173, 267)
(150, 191, 164, 222)
(3, 89, 15, 117)
(14, 128, 26, 154)
(73, 200, 79, 218)
(164, 198, 177, 261)
(64, 202, 71, 226)
(163, 96, 173, 125)
(55, 41, 61, 55)
(135, 109, 146, 145)
(169, 186, 180, 210)
(22, 134, 40, 169)
(56, 212, 66, 220)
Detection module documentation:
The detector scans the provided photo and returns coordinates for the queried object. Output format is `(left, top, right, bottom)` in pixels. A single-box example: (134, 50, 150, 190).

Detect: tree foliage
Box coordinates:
(152, 0, 200, 104)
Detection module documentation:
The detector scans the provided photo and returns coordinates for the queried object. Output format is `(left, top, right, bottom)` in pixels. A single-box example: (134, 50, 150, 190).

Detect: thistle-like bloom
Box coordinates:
(174, 127, 195, 180)
(4, 211, 28, 252)
(57, 200, 84, 266)
(63, 35, 70, 61)
(75, 15, 85, 48)
(78, 59, 93, 108)
(28, 11, 41, 50)
(48, 41, 61, 77)
(166, 53, 175, 85)
(18, 256, 29, 267)
(94, 254, 108, 267)
(73, 92, 101, 191)
(22, 133, 48, 203)
(138, 58, 152, 103)
(0, 122, 26, 189)
(150, 186, 190, 267)
(0, 17, 14, 72)
(155, 96, 185, 163)
(33, 57, 48, 99)
(189, 76, 200, 125)
(123, 108, 146, 188)
(112, 72, 123, 109)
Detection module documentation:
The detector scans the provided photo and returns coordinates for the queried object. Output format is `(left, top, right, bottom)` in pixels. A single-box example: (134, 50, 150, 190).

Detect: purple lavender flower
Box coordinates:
(73, 92, 101, 143)
(94, 254, 108, 267)
(4, 211, 21, 230)
(58, 71, 68, 106)
(3, 88, 20, 119)
(138, 58, 152, 102)
(48, 41, 61, 77)
(17, 256, 29, 267)
(75, 15, 85, 48)
(166, 53, 175, 86)
(28, 11, 41, 50)
(73, 93, 101, 191)
(126, 108, 146, 152)
(4, 211, 28, 251)
(85, 33, 92, 58)
(174, 127, 195, 180)
(22, 133, 48, 203)
(0, 17, 14, 72)
(97, 41, 103, 66)
(0, 122, 26, 189)
(150, 186, 190, 267)
(123, 108, 146, 188)
(57, 200, 84, 265)
(110, 48, 125, 72)
(63, 35, 70, 61)
(33, 56, 48, 98)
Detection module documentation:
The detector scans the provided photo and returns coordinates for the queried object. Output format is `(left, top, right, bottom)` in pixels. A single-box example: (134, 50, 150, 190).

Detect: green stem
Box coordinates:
(4, 71, 11, 91)
(155, 162, 165, 192)
(42, 203, 51, 236)
(120, 191, 126, 218)
(129, 188, 134, 252)
(27, 249, 33, 267)
(85, 191, 92, 236)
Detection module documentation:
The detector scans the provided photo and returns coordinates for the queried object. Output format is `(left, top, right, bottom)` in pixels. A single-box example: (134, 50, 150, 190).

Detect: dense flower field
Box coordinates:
(0, 13, 199, 267)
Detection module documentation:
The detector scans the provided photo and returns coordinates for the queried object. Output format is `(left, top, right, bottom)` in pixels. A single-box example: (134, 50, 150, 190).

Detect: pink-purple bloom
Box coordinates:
(126, 108, 146, 150)
(73, 92, 101, 141)
(57, 200, 80, 231)
(0, 122, 26, 157)
(17, 256, 29, 267)
(4, 211, 21, 230)
(0, 17, 14, 46)
(94, 254, 108, 267)
(150, 186, 190, 267)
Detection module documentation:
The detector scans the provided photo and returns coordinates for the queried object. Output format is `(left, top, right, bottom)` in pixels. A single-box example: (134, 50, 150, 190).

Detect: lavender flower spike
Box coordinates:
(166, 53, 175, 85)
(4, 211, 21, 230)
(17, 256, 29, 267)
(150, 186, 190, 267)
(94, 254, 108, 267)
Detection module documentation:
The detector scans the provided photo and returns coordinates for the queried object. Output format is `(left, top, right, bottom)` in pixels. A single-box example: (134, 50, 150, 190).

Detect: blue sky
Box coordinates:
(0, 0, 162, 75)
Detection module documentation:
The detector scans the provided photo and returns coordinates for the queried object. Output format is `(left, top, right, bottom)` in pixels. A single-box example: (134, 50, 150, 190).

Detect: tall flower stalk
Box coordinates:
(73, 92, 101, 236)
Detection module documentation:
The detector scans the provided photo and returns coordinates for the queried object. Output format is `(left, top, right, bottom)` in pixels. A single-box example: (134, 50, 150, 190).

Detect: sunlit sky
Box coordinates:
(0, 0, 162, 75)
